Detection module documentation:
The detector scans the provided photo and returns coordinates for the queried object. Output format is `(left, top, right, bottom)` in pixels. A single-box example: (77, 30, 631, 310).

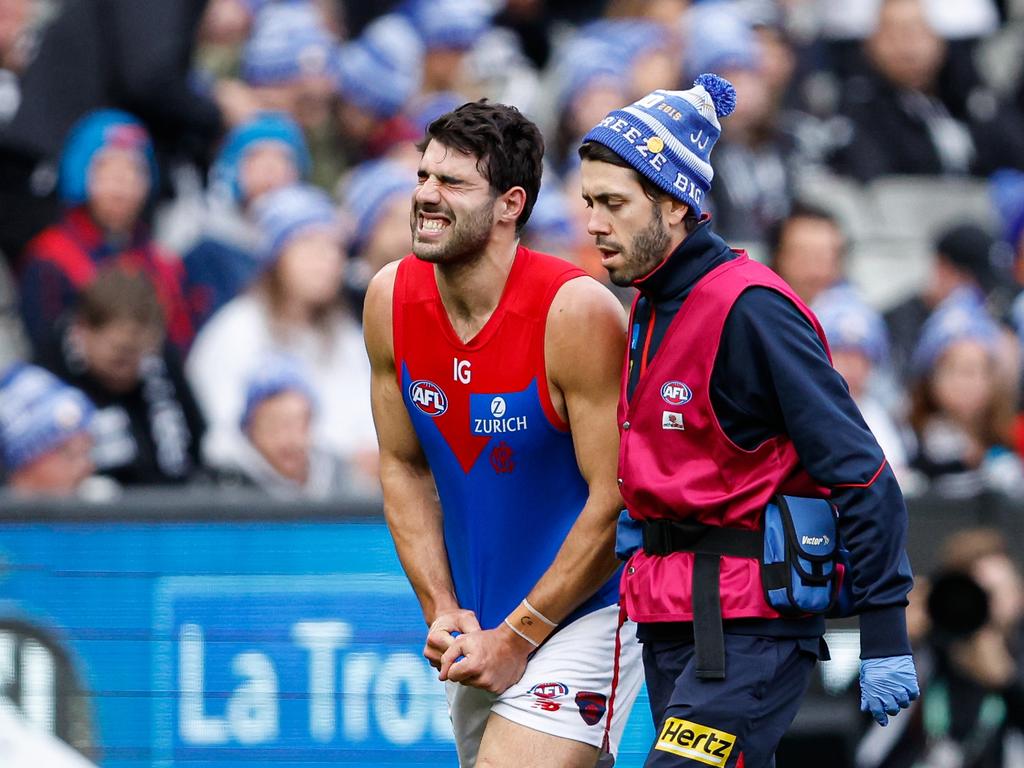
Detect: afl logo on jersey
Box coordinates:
(409, 380, 448, 417)
(661, 381, 692, 406)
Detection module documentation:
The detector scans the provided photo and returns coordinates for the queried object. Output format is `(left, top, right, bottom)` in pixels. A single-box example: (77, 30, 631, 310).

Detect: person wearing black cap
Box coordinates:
(884, 222, 1001, 383)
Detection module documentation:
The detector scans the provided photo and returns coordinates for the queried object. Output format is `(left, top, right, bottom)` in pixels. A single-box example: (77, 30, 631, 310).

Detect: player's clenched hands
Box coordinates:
(424, 609, 481, 669)
(438, 622, 535, 693)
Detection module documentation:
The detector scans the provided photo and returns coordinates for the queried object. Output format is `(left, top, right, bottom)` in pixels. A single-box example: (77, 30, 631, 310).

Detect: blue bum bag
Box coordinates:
(762, 495, 844, 616)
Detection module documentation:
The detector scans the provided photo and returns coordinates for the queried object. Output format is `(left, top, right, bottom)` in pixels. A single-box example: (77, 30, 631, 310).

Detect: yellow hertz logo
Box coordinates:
(655, 718, 736, 765)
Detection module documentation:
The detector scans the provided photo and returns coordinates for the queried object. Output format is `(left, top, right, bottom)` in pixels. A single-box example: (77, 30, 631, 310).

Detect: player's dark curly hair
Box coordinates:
(419, 100, 544, 233)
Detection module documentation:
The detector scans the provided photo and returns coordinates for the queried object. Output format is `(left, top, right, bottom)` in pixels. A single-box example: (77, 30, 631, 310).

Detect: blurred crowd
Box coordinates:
(4, 0, 1024, 504)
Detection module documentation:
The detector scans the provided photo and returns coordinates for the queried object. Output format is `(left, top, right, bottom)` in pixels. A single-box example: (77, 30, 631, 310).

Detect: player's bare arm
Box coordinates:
(364, 262, 481, 667)
(440, 276, 627, 691)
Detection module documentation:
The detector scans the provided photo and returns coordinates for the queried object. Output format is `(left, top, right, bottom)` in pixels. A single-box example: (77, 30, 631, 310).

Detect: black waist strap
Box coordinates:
(641, 519, 761, 559)
(641, 519, 762, 680)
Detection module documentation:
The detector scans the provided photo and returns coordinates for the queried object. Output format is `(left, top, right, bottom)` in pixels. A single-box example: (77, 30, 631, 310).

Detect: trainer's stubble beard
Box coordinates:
(605, 201, 672, 287)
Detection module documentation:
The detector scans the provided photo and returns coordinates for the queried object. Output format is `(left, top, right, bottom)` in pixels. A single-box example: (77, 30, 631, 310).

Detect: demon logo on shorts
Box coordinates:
(575, 691, 607, 726)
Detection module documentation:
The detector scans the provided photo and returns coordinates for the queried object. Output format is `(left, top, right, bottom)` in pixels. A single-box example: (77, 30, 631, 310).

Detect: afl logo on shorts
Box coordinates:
(409, 380, 448, 417)
(661, 381, 692, 405)
(529, 682, 568, 700)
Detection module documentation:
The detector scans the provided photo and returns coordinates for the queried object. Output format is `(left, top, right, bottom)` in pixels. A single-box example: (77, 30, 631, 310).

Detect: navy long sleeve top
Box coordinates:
(627, 218, 913, 659)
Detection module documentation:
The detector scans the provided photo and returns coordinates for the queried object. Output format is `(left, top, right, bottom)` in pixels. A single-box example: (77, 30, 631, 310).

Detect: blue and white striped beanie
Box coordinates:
(812, 286, 890, 366)
(241, 2, 334, 86)
(910, 295, 1001, 378)
(334, 14, 423, 119)
(684, 1, 761, 78)
(580, 74, 737, 214)
(405, 0, 495, 51)
(240, 354, 317, 431)
(0, 365, 95, 473)
(341, 159, 415, 256)
(254, 184, 340, 263)
(553, 35, 628, 114)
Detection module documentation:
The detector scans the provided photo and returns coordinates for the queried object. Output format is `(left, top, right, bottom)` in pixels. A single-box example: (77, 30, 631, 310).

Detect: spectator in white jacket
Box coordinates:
(186, 183, 377, 483)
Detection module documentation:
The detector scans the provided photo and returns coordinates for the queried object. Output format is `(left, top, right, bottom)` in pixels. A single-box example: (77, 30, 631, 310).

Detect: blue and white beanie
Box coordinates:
(553, 35, 628, 114)
(812, 286, 890, 366)
(211, 112, 311, 203)
(241, 2, 335, 86)
(405, 0, 494, 51)
(341, 159, 415, 256)
(910, 297, 1001, 378)
(240, 354, 317, 431)
(254, 184, 341, 262)
(684, 1, 761, 78)
(581, 74, 737, 214)
(0, 367, 95, 473)
(334, 14, 423, 119)
(58, 109, 157, 206)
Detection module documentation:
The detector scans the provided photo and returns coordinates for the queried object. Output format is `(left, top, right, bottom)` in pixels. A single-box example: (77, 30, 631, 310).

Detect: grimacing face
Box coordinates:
(579, 158, 672, 286)
(410, 140, 499, 266)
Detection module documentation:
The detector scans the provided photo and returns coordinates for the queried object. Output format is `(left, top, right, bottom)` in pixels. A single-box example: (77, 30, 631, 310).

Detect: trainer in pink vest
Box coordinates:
(618, 253, 832, 623)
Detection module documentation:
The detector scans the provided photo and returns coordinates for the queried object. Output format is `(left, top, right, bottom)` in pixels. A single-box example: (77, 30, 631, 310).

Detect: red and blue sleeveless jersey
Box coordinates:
(393, 246, 620, 631)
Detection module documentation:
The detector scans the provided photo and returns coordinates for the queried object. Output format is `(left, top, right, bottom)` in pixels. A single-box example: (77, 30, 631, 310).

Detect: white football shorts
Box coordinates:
(444, 603, 643, 766)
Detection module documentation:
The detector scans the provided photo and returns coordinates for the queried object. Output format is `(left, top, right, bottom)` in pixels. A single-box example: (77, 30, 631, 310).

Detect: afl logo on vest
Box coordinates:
(409, 380, 448, 417)
(661, 381, 692, 406)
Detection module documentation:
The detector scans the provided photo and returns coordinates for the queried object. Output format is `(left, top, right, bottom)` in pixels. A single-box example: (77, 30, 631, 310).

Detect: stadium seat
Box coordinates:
(868, 176, 998, 241)
(846, 235, 933, 311)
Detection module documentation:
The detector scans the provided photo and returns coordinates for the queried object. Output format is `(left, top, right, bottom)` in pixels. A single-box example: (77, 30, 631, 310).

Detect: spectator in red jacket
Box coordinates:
(17, 109, 193, 354)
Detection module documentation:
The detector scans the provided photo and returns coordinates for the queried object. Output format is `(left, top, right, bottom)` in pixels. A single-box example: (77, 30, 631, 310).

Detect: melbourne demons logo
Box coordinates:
(661, 381, 692, 405)
(409, 380, 448, 417)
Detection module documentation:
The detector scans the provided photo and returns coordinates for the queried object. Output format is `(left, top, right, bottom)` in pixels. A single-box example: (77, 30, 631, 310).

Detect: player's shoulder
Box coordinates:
(366, 256, 406, 297)
(363, 258, 411, 359)
(548, 273, 627, 329)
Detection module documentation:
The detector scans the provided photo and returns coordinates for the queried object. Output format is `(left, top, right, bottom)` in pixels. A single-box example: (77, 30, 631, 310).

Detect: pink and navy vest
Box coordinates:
(618, 254, 831, 623)
(393, 247, 620, 630)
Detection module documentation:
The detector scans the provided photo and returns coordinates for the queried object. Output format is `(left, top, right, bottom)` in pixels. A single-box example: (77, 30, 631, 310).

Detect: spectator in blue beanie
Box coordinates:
(339, 158, 416, 307)
(0, 365, 96, 497)
(683, 1, 809, 242)
(885, 223, 1004, 384)
(584, 18, 680, 100)
(406, 0, 494, 94)
(187, 184, 377, 483)
(218, 354, 358, 498)
(549, 33, 630, 175)
(18, 109, 194, 354)
(908, 300, 1020, 496)
(241, 2, 335, 127)
(333, 14, 423, 166)
(241, 2, 341, 188)
(814, 285, 912, 485)
(182, 112, 311, 331)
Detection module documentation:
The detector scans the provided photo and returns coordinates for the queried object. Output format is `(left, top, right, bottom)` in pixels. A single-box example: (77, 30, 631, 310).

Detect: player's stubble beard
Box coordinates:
(603, 200, 671, 287)
(411, 198, 494, 266)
